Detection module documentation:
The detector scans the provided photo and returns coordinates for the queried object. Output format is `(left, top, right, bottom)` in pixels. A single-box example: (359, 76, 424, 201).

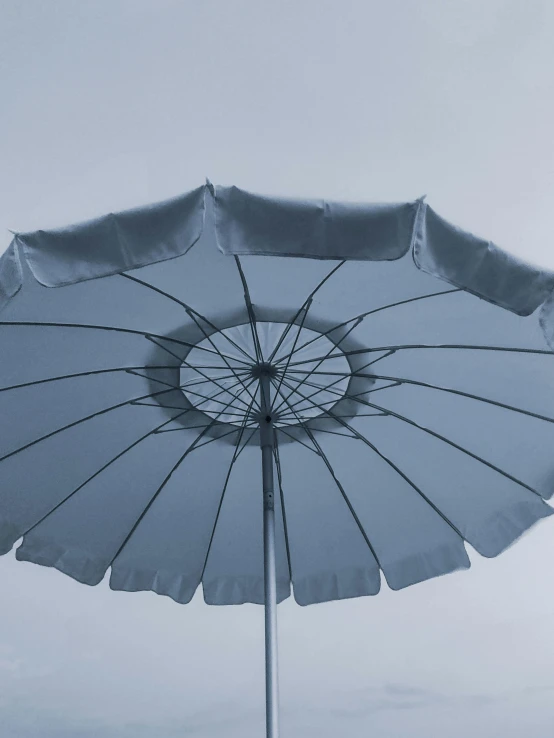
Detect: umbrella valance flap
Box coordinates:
(414, 205, 554, 317)
(3, 182, 554, 338)
(13, 186, 206, 288)
(214, 184, 421, 261)
(214, 185, 554, 318)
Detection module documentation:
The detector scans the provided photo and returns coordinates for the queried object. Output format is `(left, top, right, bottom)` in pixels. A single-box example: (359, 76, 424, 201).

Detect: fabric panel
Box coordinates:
(202, 444, 290, 605)
(414, 205, 554, 316)
(314, 431, 471, 591)
(16, 429, 200, 585)
(215, 185, 420, 261)
(16, 186, 206, 287)
(276, 440, 380, 605)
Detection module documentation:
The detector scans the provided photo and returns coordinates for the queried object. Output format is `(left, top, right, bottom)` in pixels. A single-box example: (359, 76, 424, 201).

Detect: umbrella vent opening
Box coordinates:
(180, 321, 353, 428)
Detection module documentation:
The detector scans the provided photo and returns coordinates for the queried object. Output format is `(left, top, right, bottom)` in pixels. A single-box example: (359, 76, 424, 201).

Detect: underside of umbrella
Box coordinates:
(1, 183, 554, 736)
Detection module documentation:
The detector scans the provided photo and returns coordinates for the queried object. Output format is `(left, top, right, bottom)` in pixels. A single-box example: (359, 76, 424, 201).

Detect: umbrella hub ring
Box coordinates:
(179, 320, 354, 428)
(249, 362, 279, 380)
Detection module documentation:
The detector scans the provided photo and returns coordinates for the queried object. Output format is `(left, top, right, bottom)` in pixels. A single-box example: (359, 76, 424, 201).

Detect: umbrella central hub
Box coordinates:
(250, 362, 278, 379)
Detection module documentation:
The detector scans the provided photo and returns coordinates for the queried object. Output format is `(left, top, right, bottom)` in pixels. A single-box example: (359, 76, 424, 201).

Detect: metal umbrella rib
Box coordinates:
(285, 343, 554, 367)
(234, 256, 264, 363)
(108, 410, 235, 572)
(273, 288, 461, 365)
(277, 374, 544, 499)
(0, 365, 180, 393)
(126, 368, 257, 415)
(273, 377, 470, 545)
(199, 405, 258, 585)
(121, 273, 255, 362)
(272, 437, 293, 584)
(0, 384, 185, 464)
(272, 315, 361, 415)
(287, 368, 554, 425)
(120, 275, 260, 407)
(20, 409, 191, 538)
(270, 378, 383, 568)
(267, 261, 345, 364)
(0, 320, 253, 364)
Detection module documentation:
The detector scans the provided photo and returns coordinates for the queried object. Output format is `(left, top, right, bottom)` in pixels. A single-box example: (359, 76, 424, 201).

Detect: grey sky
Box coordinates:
(1, 1, 554, 736)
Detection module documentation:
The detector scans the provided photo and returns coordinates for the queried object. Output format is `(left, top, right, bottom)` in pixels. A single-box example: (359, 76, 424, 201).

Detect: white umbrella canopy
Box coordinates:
(1, 182, 554, 736)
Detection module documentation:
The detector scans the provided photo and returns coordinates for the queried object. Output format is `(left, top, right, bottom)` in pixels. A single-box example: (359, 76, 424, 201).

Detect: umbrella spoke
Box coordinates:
(277, 374, 544, 499)
(107, 430, 215, 568)
(127, 368, 256, 414)
(200, 396, 259, 581)
(272, 435, 292, 581)
(276, 371, 391, 412)
(125, 369, 182, 391)
(178, 373, 248, 389)
(185, 376, 258, 415)
(340, 430, 467, 542)
(0, 365, 179, 394)
(276, 374, 347, 409)
(180, 358, 254, 408)
(369, 372, 554, 425)
(186, 331, 258, 407)
(286, 342, 554, 367)
(131, 402, 191, 410)
(275, 375, 351, 417)
(365, 382, 401, 394)
(0, 385, 185, 464)
(277, 428, 320, 454)
(182, 388, 254, 415)
(156, 421, 257, 434)
(274, 289, 461, 365)
(291, 367, 554, 426)
(184, 426, 245, 451)
(272, 316, 362, 415)
(108, 392, 254, 568)
(272, 382, 382, 567)
(267, 261, 345, 363)
(20, 409, 191, 537)
(301, 400, 466, 543)
(144, 334, 187, 363)
(158, 343, 253, 407)
(278, 347, 390, 409)
(276, 376, 538, 535)
(363, 349, 397, 367)
(235, 256, 264, 363)
(279, 411, 386, 420)
(270, 292, 318, 408)
(121, 273, 255, 362)
(298, 425, 359, 440)
(145, 335, 251, 377)
(273, 344, 398, 418)
(198, 429, 256, 582)
(0, 321, 251, 365)
(122, 274, 259, 408)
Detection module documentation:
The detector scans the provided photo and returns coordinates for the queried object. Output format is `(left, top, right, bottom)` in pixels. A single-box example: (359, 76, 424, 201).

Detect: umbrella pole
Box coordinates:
(259, 372, 279, 738)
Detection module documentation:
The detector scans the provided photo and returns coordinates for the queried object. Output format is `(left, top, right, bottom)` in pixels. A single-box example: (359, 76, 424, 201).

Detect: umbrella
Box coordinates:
(1, 183, 554, 737)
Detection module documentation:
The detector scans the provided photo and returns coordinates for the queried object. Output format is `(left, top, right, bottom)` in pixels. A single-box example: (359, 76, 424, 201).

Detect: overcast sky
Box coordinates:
(1, 1, 554, 736)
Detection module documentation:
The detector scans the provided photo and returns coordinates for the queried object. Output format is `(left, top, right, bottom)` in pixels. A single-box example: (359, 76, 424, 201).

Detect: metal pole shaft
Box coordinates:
(259, 373, 279, 738)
